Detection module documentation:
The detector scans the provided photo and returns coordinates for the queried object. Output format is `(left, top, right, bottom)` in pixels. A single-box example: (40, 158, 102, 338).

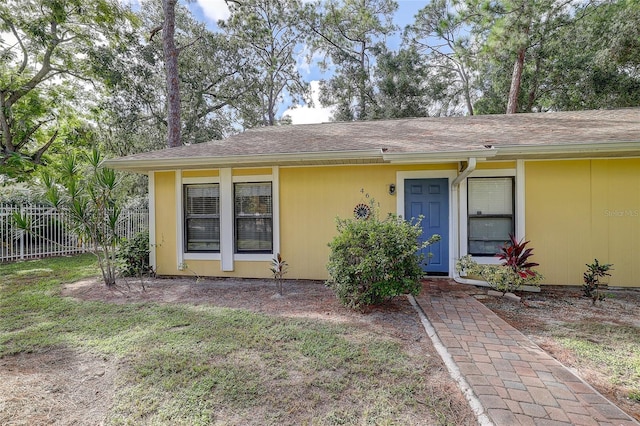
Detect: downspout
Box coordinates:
(451, 158, 488, 286)
(452, 157, 476, 187)
(450, 159, 540, 291)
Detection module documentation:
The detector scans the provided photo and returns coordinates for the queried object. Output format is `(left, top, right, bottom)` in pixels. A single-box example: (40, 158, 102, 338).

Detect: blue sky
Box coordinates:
(155, 0, 426, 123)
(188, 0, 425, 29)
(188, 0, 425, 80)
(125, 0, 426, 82)
(184, 0, 427, 123)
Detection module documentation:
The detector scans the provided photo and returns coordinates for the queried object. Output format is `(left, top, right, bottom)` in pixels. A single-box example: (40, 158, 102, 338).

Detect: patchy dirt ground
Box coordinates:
(476, 285, 640, 421)
(0, 276, 475, 426)
(5, 276, 638, 424)
(0, 348, 120, 426)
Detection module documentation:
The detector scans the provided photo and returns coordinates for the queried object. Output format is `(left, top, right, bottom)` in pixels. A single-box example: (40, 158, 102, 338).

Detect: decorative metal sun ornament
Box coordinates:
(353, 203, 371, 220)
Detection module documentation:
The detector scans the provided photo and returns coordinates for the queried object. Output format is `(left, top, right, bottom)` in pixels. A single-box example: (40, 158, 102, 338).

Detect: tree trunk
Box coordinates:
(162, 0, 181, 148)
(460, 67, 474, 116)
(526, 51, 542, 112)
(267, 82, 276, 126)
(506, 9, 531, 115)
(526, 27, 547, 113)
(358, 43, 367, 120)
(506, 46, 526, 114)
(0, 93, 14, 155)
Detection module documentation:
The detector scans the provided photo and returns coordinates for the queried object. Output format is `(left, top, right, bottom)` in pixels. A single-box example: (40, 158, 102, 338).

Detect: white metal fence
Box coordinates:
(0, 204, 148, 263)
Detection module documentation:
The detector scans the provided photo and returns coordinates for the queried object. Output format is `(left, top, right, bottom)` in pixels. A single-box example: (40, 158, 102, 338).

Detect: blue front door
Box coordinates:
(404, 179, 449, 275)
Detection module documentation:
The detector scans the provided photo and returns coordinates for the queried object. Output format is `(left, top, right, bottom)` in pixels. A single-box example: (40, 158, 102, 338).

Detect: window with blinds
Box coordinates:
(234, 182, 272, 253)
(184, 184, 220, 252)
(468, 177, 514, 256)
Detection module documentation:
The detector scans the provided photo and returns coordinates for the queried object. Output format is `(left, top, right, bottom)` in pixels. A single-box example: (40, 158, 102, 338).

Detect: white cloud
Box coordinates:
(296, 43, 334, 77)
(296, 45, 320, 75)
(118, 0, 141, 8)
(195, 0, 230, 22)
(0, 34, 17, 52)
(282, 81, 334, 125)
(296, 50, 313, 75)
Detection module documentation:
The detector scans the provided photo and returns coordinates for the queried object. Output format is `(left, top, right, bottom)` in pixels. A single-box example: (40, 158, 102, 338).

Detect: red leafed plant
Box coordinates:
(456, 234, 542, 295)
(498, 234, 539, 273)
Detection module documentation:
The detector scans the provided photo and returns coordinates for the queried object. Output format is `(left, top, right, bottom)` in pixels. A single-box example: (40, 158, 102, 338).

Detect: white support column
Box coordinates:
(396, 175, 405, 218)
(220, 168, 234, 271)
(458, 179, 469, 257)
(272, 166, 280, 256)
(148, 172, 157, 272)
(449, 178, 460, 275)
(175, 170, 183, 270)
(516, 160, 526, 239)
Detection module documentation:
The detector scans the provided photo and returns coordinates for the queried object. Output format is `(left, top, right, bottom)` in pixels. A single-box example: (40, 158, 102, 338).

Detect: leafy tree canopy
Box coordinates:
(0, 0, 135, 181)
(220, 0, 309, 126)
(471, 0, 640, 113)
(405, 0, 477, 115)
(304, 0, 398, 121)
(3, 0, 640, 187)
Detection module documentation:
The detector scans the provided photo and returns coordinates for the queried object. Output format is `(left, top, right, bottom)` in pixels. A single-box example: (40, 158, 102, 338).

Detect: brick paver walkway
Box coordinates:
(413, 280, 639, 426)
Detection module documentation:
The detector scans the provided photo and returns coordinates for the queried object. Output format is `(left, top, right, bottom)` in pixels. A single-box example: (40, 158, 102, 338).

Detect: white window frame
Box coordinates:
(232, 173, 279, 262)
(178, 175, 221, 263)
(467, 176, 515, 256)
(175, 168, 280, 272)
(458, 162, 524, 264)
(183, 183, 221, 254)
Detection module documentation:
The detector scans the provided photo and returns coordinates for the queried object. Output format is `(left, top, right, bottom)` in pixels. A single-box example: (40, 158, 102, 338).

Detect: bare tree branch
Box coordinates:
(7, 21, 29, 75)
(13, 117, 56, 151)
(31, 128, 59, 164)
(149, 24, 163, 41)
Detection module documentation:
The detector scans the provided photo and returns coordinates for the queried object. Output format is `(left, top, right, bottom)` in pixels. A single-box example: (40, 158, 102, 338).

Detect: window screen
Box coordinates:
(468, 177, 514, 255)
(184, 184, 220, 252)
(235, 182, 272, 253)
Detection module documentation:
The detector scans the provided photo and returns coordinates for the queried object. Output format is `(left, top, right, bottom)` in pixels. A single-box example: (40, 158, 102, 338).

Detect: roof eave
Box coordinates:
(382, 149, 497, 163)
(494, 141, 640, 159)
(102, 141, 640, 174)
(103, 149, 387, 173)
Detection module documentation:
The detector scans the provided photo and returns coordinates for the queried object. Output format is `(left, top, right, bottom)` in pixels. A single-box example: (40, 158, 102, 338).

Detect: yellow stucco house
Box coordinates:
(105, 108, 640, 288)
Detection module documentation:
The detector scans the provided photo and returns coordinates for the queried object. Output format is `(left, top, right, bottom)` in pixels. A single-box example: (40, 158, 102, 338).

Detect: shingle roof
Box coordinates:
(105, 108, 640, 172)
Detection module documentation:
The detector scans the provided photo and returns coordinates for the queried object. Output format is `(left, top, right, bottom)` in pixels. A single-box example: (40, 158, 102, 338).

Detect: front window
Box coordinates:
(234, 182, 272, 253)
(184, 184, 220, 252)
(468, 177, 514, 256)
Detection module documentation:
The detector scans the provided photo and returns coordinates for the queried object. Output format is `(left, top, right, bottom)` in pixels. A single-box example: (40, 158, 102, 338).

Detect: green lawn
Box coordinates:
(0, 254, 469, 425)
(552, 322, 640, 402)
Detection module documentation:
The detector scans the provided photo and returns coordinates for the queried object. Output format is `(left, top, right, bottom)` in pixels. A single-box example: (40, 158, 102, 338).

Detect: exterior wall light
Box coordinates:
(389, 184, 396, 195)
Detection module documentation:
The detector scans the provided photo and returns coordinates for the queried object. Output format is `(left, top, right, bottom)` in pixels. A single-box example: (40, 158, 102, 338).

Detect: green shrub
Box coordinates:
(456, 236, 543, 295)
(456, 251, 543, 295)
(326, 207, 440, 311)
(14, 149, 124, 286)
(583, 259, 613, 304)
(117, 230, 151, 277)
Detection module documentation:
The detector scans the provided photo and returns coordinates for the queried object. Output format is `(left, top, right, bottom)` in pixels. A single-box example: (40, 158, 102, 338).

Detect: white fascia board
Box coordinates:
(383, 150, 495, 164)
(496, 141, 640, 156)
(103, 149, 385, 172)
